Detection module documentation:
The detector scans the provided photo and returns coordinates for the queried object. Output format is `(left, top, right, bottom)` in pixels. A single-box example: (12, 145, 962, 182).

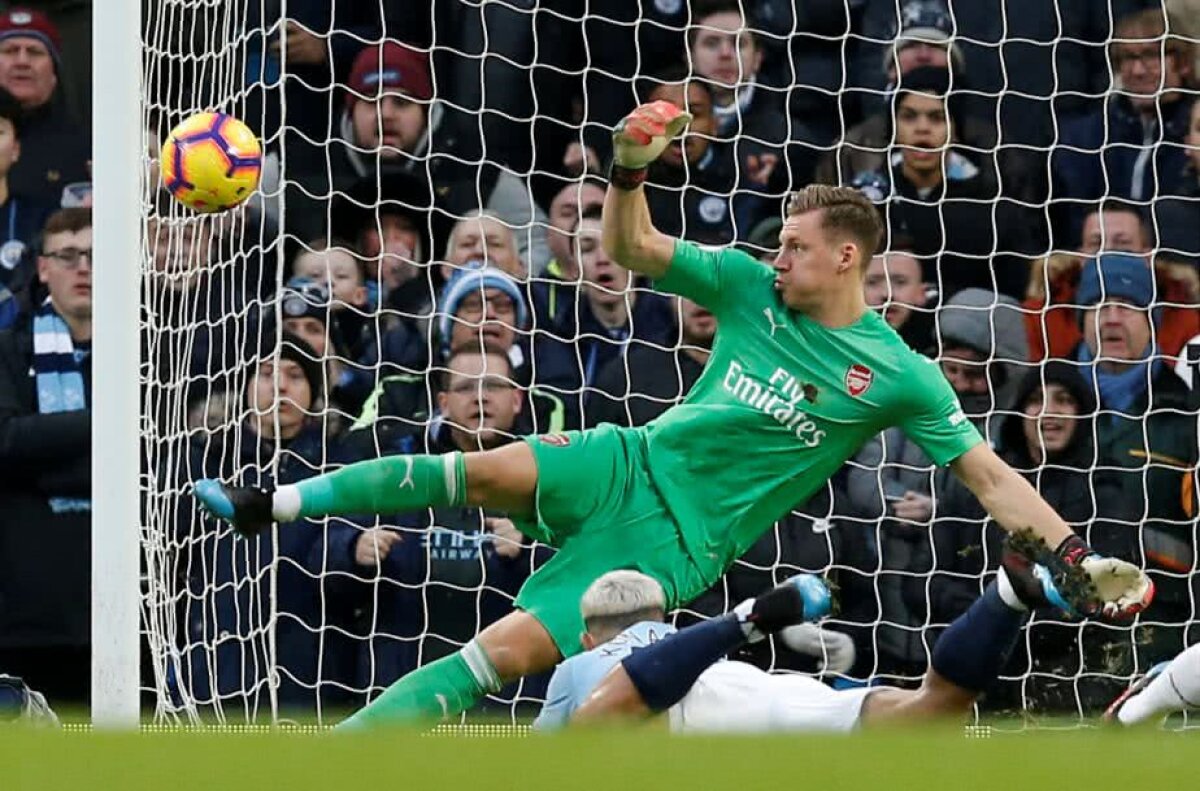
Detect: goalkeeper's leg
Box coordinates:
(336, 609, 561, 730)
(193, 442, 538, 535)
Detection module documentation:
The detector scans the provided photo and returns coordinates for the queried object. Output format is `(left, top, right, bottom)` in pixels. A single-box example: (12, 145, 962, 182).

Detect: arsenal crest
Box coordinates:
(845, 364, 873, 397)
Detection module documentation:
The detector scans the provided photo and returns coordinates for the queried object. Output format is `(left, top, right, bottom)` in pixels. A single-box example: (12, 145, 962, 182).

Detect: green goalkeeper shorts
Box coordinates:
(513, 423, 708, 658)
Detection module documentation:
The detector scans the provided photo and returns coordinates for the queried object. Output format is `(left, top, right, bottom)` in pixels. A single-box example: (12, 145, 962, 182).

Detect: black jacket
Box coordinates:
(880, 157, 1034, 301)
(0, 317, 92, 648)
(585, 345, 706, 429)
(7, 101, 89, 207)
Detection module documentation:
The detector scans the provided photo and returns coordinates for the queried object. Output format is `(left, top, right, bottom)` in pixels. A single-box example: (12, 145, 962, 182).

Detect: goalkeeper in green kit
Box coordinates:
(195, 99, 1154, 729)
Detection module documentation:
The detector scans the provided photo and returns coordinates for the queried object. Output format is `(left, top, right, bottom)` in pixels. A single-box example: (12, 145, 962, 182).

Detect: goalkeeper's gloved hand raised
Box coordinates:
(609, 100, 692, 189)
(1056, 534, 1155, 621)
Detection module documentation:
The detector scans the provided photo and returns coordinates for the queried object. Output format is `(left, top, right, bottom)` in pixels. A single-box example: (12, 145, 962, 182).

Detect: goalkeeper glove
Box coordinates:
(1056, 534, 1155, 621)
(609, 100, 692, 190)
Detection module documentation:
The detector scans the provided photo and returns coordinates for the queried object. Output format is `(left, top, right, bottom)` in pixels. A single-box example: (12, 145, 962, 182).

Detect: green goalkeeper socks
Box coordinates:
(335, 641, 503, 730)
(274, 453, 467, 520)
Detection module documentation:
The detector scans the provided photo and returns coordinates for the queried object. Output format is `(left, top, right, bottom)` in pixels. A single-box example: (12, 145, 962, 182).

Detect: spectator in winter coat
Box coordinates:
(858, 66, 1035, 300)
(328, 171, 436, 308)
(687, 0, 813, 194)
(1051, 8, 1197, 247)
(538, 176, 606, 283)
(827, 0, 1040, 210)
(322, 347, 551, 712)
(317, 41, 545, 265)
(235, 2, 405, 207)
(281, 276, 368, 423)
(360, 264, 568, 438)
(289, 240, 376, 357)
(935, 287, 1030, 443)
(1154, 97, 1200, 265)
(0, 207, 91, 707)
(0, 9, 88, 206)
(535, 209, 675, 424)
(526, 177, 609, 339)
(1074, 252, 1199, 654)
(1023, 200, 1200, 363)
(176, 333, 360, 713)
(929, 362, 1140, 714)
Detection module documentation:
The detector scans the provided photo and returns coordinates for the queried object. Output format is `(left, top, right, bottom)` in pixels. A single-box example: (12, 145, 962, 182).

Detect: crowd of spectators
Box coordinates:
(0, 0, 1198, 723)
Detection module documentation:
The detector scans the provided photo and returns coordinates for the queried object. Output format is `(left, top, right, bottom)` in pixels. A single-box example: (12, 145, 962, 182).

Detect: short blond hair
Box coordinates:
(580, 570, 666, 640)
(787, 185, 885, 267)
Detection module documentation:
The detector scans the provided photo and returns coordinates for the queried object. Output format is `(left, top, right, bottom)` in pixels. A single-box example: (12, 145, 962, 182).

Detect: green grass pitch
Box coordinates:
(4, 724, 1195, 791)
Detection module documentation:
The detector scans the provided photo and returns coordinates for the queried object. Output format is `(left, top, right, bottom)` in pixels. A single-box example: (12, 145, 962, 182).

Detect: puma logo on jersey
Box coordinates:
(763, 307, 783, 337)
(396, 456, 415, 490)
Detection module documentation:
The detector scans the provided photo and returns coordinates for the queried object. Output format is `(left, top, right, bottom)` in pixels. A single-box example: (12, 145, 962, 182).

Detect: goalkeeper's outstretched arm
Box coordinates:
(950, 443, 1154, 620)
(602, 100, 689, 279)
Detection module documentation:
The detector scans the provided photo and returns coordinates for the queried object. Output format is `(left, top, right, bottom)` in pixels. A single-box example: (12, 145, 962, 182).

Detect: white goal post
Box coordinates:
(91, 0, 142, 728)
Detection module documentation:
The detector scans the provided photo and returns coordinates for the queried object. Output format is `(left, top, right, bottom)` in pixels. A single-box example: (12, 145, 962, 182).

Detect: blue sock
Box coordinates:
(622, 614, 745, 712)
(930, 583, 1026, 693)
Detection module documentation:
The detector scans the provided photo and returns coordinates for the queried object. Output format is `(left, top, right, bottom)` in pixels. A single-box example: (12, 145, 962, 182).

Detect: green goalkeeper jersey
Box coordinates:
(644, 240, 982, 584)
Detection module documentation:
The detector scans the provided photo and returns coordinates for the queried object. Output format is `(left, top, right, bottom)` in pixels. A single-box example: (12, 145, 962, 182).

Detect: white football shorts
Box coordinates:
(667, 660, 880, 734)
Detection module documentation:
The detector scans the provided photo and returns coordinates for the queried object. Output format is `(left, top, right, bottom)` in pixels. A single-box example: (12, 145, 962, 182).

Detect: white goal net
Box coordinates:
(135, 0, 1200, 727)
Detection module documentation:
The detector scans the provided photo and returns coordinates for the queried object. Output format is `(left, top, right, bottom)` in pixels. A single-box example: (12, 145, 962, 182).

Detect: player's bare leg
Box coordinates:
(474, 610, 562, 680)
(193, 441, 538, 535)
(857, 671, 976, 726)
(335, 608, 561, 731)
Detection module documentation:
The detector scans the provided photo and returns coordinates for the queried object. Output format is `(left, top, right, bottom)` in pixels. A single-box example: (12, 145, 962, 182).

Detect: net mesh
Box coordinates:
(137, 0, 1200, 727)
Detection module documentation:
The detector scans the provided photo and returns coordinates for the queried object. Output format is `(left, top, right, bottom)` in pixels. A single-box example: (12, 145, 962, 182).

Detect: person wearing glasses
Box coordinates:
(1051, 7, 1197, 245)
(0, 207, 92, 709)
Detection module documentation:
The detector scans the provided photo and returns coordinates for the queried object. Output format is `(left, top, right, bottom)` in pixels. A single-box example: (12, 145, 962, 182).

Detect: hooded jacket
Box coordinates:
(935, 288, 1030, 444)
(325, 100, 548, 269)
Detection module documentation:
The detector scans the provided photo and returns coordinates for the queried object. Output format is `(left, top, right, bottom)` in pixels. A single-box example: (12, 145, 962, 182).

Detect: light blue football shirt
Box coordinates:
(533, 621, 677, 730)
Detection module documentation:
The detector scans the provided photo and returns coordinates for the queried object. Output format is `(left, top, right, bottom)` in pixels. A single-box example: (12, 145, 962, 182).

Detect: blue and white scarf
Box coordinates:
(33, 297, 90, 513)
(1077, 340, 1162, 419)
